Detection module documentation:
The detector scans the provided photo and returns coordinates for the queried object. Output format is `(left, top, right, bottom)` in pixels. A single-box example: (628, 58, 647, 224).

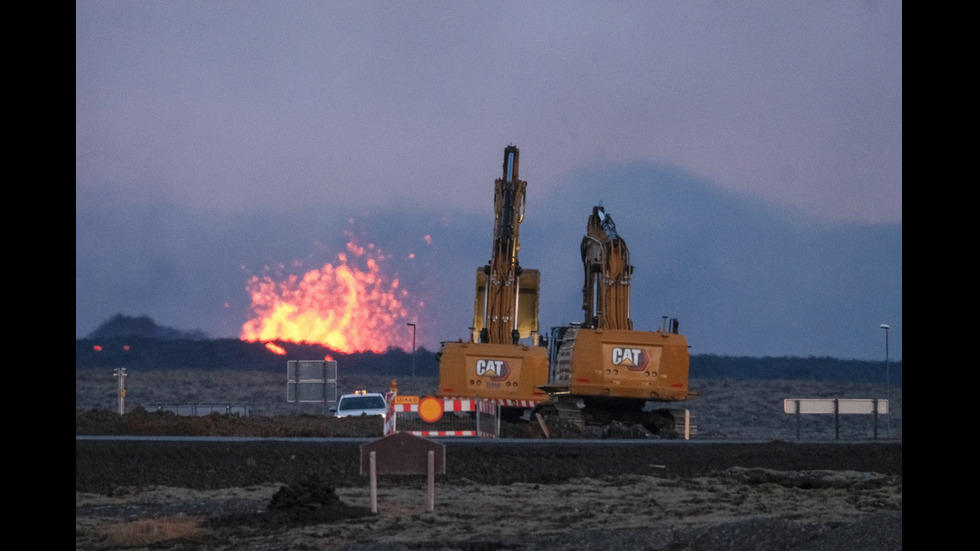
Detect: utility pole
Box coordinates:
(113, 367, 128, 415)
(879, 324, 890, 435)
(407, 322, 417, 377)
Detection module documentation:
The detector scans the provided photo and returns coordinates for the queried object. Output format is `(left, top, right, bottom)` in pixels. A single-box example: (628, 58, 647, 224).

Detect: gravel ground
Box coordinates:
(76, 373, 902, 550)
(76, 438, 901, 550)
(74, 372, 904, 441)
(75, 439, 902, 492)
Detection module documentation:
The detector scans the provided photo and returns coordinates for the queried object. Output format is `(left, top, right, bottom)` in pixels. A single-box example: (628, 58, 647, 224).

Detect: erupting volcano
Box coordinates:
(241, 234, 419, 354)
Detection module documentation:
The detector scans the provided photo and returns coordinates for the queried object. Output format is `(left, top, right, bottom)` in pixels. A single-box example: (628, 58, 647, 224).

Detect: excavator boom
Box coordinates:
(473, 145, 540, 345)
(438, 146, 548, 407)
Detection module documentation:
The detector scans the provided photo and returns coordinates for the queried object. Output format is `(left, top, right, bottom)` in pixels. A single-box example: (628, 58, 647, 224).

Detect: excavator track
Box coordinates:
(674, 408, 697, 439)
(532, 398, 584, 438)
(661, 408, 696, 440)
(531, 400, 697, 440)
(531, 398, 696, 440)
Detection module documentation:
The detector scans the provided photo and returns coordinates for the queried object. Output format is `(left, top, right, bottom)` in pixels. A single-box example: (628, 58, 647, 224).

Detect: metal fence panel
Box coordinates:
(286, 360, 338, 403)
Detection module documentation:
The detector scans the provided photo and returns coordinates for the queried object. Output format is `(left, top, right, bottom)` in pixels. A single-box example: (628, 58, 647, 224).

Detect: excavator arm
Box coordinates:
(437, 146, 549, 408)
(471, 146, 540, 345)
(581, 205, 633, 330)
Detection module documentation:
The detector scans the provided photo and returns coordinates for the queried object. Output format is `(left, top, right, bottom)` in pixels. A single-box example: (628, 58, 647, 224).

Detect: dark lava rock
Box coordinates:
(270, 474, 343, 514)
(208, 474, 373, 530)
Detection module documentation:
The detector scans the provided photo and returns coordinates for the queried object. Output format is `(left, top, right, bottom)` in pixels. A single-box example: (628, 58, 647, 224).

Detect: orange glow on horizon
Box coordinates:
(241, 233, 417, 354)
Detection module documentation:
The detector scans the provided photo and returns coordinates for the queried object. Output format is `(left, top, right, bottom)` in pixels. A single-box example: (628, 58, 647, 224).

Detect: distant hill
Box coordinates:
(76, 341, 900, 386)
(76, 336, 437, 377)
(77, 315, 901, 383)
(87, 314, 209, 340)
(77, 167, 902, 361)
(691, 353, 900, 385)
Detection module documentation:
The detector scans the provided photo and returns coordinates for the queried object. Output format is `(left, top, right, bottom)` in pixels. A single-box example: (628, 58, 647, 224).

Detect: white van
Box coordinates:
(331, 391, 387, 419)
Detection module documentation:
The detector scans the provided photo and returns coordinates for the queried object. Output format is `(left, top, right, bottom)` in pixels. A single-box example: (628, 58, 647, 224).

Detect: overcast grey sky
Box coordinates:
(76, 2, 902, 360)
(76, 1, 901, 224)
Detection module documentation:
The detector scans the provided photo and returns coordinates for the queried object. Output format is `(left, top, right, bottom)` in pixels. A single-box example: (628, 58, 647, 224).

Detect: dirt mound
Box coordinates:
(207, 474, 373, 531)
(267, 474, 372, 519)
(76, 407, 386, 438)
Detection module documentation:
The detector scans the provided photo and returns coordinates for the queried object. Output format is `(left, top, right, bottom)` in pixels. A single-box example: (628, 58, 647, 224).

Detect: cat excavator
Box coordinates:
(435, 145, 550, 418)
(435, 146, 693, 436)
(533, 205, 695, 437)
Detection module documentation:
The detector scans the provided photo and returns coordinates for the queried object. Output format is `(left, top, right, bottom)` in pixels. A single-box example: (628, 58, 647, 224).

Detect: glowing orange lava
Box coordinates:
(241, 235, 416, 354)
(265, 342, 287, 355)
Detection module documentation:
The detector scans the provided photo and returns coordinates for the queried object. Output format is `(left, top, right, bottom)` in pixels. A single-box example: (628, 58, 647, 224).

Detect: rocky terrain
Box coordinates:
(76, 371, 902, 550)
(75, 370, 902, 441)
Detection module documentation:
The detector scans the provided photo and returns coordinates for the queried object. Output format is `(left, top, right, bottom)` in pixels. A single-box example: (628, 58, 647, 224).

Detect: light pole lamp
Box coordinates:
(880, 323, 890, 434)
(407, 322, 417, 377)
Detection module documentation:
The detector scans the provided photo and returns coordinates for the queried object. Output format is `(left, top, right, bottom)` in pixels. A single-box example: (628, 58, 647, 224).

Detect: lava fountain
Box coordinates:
(241, 234, 418, 353)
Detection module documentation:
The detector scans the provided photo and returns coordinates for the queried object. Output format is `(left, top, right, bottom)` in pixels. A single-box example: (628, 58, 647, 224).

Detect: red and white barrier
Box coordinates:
(389, 399, 479, 414)
(405, 430, 478, 437)
(383, 390, 398, 436)
(442, 399, 476, 412)
(384, 393, 500, 438)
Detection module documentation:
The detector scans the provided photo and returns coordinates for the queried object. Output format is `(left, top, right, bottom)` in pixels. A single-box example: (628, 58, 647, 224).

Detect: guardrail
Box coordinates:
(784, 398, 888, 440)
(145, 403, 250, 417)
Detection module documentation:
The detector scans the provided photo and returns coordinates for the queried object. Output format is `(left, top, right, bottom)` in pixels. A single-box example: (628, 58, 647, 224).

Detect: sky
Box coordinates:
(76, 2, 902, 361)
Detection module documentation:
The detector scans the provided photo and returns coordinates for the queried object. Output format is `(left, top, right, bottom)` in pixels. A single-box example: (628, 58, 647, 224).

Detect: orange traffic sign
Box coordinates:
(394, 395, 419, 404)
(419, 396, 444, 423)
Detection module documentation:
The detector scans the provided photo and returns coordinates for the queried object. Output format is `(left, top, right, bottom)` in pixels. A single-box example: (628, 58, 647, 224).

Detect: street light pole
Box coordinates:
(880, 323, 890, 435)
(407, 322, 416, 377)
(114, 367, 127, 415)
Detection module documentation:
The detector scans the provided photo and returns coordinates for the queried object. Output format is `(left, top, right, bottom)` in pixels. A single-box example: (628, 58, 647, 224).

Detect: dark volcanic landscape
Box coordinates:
(77, 370, 901, 550)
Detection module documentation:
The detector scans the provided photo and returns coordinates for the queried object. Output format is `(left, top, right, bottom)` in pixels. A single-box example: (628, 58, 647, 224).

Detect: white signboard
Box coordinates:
(784, 398, 888, 415)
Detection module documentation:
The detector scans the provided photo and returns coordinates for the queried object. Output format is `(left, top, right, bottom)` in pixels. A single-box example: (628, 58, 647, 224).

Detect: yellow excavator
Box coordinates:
(535, 205, 694, 436)
(436, 146, 550, 417)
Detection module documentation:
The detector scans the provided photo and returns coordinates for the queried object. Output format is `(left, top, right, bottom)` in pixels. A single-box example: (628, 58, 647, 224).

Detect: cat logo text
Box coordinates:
(611, 347, 649, 371)
(475, 359, 512, 381)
